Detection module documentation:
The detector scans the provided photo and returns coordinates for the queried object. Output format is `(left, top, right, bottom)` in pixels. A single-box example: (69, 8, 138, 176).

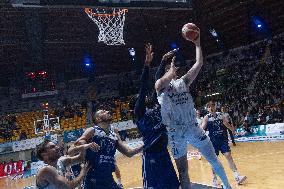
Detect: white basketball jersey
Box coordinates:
(36, 164, 61, 189)
(57, 156, 67, 177)
(157, 78, 196, 127)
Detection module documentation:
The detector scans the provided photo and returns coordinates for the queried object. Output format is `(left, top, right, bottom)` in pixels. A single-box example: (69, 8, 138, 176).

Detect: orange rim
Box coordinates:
(85, 8, 128, 17)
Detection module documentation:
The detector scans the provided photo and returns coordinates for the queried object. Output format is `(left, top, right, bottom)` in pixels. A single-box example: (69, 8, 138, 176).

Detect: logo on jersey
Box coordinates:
(208, 113, 225, 136)
(99, 155, 115, 164)
(167, 83, 176, 92)
(168, 91, 189, 105)
(99, 137, 116, 154)
(152, 110, 163, 130)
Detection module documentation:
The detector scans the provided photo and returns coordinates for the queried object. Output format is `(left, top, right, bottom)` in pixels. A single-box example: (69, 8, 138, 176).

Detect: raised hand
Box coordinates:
(85, 142, 100, 152)
(170, 56, 178, 73)
(145, 43, 154, 66)
(191, 28, 201, 47)
(162, 48, 178, 61)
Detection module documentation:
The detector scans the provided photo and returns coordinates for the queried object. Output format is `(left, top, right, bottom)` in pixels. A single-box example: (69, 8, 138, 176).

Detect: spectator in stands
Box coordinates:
(31, 149, 38, 162)
(19, 131, 27, 140)
(196, 109, 203, 126)
(257, 109, 266, 124)
(36, 122, 44, 133)
(242, 121, 252, 136)
(275, 106, 283, 122)
(44, 127, 51, 140)
(25, 161, 31, 172)
(244, 111, 253, 127)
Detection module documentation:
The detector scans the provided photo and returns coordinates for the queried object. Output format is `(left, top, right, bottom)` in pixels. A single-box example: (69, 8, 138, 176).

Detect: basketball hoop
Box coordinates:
(85, 8, 128, 46)
(34, 109, 60, 135)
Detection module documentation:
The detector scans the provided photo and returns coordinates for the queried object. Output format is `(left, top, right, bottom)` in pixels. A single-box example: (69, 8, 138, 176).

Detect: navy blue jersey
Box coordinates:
(206, 112, 228, 141)
(85, 126, 118, 179)
(135, 108, 168, 151)
(134, 65, 168, 152)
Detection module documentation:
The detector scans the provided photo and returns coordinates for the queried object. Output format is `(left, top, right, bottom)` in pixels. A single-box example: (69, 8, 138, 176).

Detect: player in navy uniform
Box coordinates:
(221, 106, 236, 146)
(201, 101, 247, 187)
(69, 130, 124, 188)
(129, 43, 179, 189)
(70, 109, 143, 189)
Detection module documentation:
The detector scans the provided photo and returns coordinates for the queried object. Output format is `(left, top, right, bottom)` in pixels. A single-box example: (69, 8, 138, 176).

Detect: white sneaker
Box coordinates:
(212, 176, 218, 187)
(235, 175, 247, 185)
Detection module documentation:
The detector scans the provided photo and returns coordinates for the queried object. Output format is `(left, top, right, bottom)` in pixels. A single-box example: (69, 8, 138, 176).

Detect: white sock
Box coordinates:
(117, 178, 122, 184)
(233, 171, 239, 179)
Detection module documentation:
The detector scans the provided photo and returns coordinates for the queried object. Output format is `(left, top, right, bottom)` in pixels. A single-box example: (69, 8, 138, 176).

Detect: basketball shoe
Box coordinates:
(235, 175, 247, 185)
(212, 175, 218, 187)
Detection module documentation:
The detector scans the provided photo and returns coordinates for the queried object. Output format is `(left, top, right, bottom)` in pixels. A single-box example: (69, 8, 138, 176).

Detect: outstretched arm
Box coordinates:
(116, 133, 143, 157)
(181, 33, 203, 86)
(59, 154, 84, 169)
(155, 59, 166, 82)
(200, 115, 209, 130)
(155, 56, 177, 92)
(223, 116, 235, 132)
(38, 163, 88, 189)
(151, 50, 177, 100)
(68, 128, 100, 155)
(134, 43, 153, 120)
(155, 49, 176, 82)
(67, 142, 99, 156)
(117, 140, 144, 158)
(65, 142, 99, 167)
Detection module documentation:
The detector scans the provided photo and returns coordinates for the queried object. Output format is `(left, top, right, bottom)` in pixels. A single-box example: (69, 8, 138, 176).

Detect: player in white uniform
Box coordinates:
(35, 139, 97, 189)
(155, 33, 232, 189)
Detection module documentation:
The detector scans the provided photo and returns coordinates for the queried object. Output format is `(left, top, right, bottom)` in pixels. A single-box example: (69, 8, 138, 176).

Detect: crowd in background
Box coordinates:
(190, 38, 283, 128)
(0, 35, 283, 145)
(54, 100, 84, 119)
(93, 36, 283, 130)
(0, 115, 18, 141)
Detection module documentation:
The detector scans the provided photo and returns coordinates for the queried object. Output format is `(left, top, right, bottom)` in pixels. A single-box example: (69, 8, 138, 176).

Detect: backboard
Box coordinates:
(11, 0, 192, 10)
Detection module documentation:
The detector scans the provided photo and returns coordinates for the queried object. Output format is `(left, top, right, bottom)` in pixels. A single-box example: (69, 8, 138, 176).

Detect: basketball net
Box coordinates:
(85, 8, 128, 46)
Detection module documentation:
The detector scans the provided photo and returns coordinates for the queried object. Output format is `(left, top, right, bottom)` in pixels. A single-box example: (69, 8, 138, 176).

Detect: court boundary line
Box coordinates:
(127, 181, 218, 188)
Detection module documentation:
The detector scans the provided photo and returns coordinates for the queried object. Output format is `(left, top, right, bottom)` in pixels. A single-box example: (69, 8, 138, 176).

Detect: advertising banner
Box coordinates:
(234, 123, 284, 142)
(63, 128, 84, 143)
(0, 160, 25, 177)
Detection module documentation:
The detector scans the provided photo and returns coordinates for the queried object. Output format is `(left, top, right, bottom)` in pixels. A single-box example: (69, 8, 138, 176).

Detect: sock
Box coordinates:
(233, 171, 239, 179)
(117, 178, 122, 184)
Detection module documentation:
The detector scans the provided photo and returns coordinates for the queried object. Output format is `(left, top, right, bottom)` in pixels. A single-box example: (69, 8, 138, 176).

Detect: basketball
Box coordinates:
(182, 23, 200, 41)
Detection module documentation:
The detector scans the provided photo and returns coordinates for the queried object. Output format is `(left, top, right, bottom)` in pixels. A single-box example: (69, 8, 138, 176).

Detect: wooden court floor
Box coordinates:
(1, 141, 283, 189)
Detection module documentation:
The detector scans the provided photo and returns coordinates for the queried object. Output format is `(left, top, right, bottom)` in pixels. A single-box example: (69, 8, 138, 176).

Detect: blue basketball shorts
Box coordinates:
(142, 150, 180, 189)
(83, 170, 122, 189)
(211, 139, 231, 156)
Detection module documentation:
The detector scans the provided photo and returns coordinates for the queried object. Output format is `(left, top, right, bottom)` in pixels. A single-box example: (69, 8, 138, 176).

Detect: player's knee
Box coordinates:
(223, 152, 231, 159)
(203, 152, 218, 164)
(208, 157, 222, 168)
(178, 170, 188, 179)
